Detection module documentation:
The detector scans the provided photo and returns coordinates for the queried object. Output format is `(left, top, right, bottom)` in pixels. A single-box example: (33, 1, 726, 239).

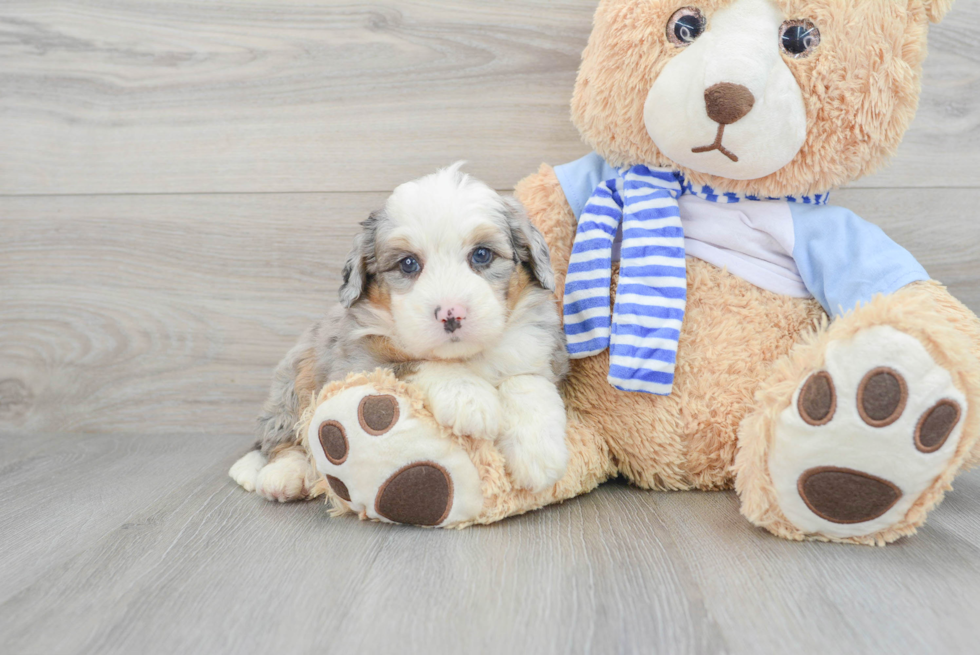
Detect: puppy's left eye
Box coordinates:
(399, 256, 421, 275)
(470, 247, 494, 267)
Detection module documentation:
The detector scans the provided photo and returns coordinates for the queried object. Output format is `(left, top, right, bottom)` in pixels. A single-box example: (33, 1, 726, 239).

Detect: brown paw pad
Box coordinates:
(375, 462, 453, 526)
(798, 466, 902, 524)
(857, 367, 908, 427)
(798, 371, 836, 426)
(358, 394, 400, 435)
(318, 420, 348, 465)
(915, 399, 962, 453)
(326, 475, 351, 501)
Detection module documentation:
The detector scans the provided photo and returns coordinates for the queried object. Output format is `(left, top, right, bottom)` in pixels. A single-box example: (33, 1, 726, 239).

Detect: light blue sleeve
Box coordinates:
(790, 203, 929, 317)
(553, 152, 619, 219)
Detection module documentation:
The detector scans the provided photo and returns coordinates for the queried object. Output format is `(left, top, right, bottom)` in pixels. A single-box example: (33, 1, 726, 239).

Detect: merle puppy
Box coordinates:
(230, 164, 570, 501)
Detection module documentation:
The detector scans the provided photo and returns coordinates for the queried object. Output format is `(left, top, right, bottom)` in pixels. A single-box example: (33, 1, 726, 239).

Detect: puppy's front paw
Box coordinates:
(229, 449, 267, 492)
(497, 375, 569, 492)
(254, 449, 312, 503)
(427, 378, 501, 440)
(499, 422, 569, 492)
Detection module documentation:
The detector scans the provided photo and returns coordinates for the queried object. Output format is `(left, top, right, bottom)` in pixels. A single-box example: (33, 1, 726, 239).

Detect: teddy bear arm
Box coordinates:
(514, 164, 578, 296)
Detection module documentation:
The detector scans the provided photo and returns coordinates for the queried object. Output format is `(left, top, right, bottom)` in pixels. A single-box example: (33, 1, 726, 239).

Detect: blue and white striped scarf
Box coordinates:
(562, 164, 829, 395)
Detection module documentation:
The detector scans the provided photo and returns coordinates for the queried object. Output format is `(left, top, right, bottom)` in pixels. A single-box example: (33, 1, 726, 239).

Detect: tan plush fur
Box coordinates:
(516, 166, 825, 491)
(520, 0, 979, 544)
(303, 0, 979, 544)
(573, 0, 942, 198)
(568, 255, 826, 491)
(515, 174, 980, 545)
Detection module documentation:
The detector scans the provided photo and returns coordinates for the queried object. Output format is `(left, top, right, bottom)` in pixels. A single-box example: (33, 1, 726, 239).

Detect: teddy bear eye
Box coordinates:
(779, 19, 820, 58)
(666, 7, 706, 47)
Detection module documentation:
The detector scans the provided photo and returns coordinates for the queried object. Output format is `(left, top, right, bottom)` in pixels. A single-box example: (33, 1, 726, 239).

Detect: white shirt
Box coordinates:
(611, 194, 809, 298)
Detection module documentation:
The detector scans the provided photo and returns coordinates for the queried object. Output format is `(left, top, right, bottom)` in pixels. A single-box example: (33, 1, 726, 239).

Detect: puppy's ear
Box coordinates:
(502, 196, 555, 293)
(339, 211, 380, 308)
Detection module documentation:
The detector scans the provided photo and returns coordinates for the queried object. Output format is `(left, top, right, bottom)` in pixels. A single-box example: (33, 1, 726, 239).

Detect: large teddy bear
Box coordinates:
(302, 0, 980, 545)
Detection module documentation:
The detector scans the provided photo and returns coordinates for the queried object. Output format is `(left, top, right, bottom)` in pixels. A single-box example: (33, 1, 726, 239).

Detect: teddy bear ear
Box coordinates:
(919, 0, 955, 22)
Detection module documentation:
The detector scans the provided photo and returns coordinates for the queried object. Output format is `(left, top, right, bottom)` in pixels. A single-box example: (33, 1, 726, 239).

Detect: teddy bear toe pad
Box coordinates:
(307, 385, 482, 527)
(770, 326, 966, 538)
(375, 462, 453, 526)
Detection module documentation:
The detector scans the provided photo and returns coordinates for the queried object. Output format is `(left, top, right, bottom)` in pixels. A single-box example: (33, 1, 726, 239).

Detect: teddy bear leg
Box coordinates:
(305, 369, 615, 528)
(305, 370, 484, 527)
(734, 282, 980, 545)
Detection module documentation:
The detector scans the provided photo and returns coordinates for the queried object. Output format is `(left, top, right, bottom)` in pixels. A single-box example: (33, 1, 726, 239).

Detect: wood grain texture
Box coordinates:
(2, 2, 980, 652)
(1, 432, 979, 654)
(1, 188, 977, 436)
(0, 0, 978, 195)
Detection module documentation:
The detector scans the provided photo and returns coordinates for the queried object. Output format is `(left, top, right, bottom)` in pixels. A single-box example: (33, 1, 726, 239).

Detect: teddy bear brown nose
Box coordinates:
(704, 82, 756, 125)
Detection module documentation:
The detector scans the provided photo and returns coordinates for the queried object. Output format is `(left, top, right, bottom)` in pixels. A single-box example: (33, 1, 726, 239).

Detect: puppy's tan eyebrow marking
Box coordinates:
(468, 223, 512, 255)
(376, 233, 425, 273)
(385, 234, 418, 254)
(468, 223, 504, 243)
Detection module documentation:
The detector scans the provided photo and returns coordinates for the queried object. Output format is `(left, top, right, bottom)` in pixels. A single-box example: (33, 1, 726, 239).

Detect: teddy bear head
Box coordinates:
(570, 0, 952, 197)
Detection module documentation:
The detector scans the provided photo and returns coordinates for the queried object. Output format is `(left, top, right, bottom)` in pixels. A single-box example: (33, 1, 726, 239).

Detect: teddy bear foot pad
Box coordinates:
(307, 384, 484, 527)
(769, 326, 966, 539)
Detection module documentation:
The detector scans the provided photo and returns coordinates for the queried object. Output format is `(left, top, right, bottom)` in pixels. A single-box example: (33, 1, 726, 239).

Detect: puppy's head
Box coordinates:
(340, 163, 554, 360)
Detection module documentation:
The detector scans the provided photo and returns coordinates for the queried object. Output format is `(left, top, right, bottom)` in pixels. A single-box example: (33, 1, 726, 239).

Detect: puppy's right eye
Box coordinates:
(399, 256, 421, 275)
(470, 247, 494, 267)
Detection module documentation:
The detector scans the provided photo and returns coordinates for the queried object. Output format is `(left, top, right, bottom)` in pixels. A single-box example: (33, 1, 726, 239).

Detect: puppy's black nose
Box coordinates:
(704, 82, 755, 125)
(435, 305, 467, 333)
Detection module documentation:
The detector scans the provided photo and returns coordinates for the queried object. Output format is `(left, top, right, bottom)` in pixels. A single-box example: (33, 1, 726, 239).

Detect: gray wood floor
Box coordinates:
(2, 1, 980, 653)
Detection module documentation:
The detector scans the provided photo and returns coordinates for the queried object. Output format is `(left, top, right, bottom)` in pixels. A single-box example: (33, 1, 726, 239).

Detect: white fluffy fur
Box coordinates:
(387, 166, 569, 489)
(411, 363, 502, 440)
(229, 449, 267, 492)
(410, 361, 568, 491)
(253, 448, 313, 503)
(644, 0, 807, 179)
(383, 164, 512, 360)
(235, 164, 569, 500)
(497, 374, 569, 492)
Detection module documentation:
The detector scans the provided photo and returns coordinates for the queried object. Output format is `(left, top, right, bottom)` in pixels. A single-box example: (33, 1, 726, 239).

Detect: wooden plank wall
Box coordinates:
(1, 0, 979, 438)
